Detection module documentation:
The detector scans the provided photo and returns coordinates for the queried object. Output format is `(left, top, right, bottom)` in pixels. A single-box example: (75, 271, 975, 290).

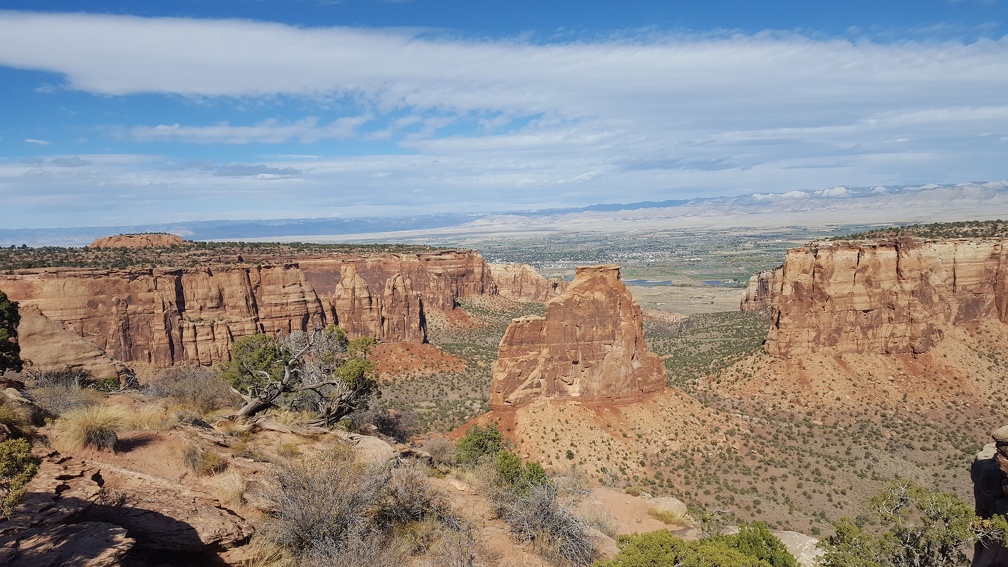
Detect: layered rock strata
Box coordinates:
(490, 263, 567, 302)
(741, 239, 1008, 356)
(490, 264, 666, 407)
(0, 250, 497, 369)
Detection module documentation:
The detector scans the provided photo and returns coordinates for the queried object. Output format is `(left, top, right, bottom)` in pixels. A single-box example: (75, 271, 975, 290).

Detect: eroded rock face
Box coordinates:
(89, 233, 188, 248)
(742, 239, 1008, 356)
(490, 265, 666, 407)
(490, 263, 567, 302)
(16, 305, 120, 378)
(329, 265, 425, 343)
(1, 250, 496, 369)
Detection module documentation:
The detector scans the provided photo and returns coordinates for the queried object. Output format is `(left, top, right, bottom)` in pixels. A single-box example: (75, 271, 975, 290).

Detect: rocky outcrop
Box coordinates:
(490, 263, 567, 302)
(490, 265, 666, 407)
(16, 305, 120, 378)
(0, 250, 498, 369)
(742, 239, 1008, 356)
(971, 426, 1008, 566)
(89, 233, 188, 248)
(0, 453, 251, 565)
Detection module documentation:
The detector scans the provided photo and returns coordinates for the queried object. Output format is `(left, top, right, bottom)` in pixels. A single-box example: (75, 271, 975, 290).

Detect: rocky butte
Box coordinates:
(741, 238, 1008, 356)
(0, 235, 563, 372)
(490, 264, 666, 407)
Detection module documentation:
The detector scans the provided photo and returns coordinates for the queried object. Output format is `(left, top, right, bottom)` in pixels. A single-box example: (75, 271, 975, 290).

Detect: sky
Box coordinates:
(0, 1, 1006, 229)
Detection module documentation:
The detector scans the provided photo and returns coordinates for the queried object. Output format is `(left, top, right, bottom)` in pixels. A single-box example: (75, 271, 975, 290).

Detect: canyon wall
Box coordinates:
(0, 250, 496, 370)
(742, 239, 1008, 356)
(489, 263, 567, 302)
(490, 264, 666, 407)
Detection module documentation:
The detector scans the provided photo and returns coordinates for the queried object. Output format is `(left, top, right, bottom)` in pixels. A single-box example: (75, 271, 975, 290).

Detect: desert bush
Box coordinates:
(51, 403, 128, 452)
(455, 422, 505, 466)
(0, 438, 40, 517)
(27, 366, 95, 389)
(183, 443, 228, 476)
(429, 523, 480, 567)
(597, 526, 795, 567)
(496, 480, 593, 566)
(148, 366, 239, 415)
(264, 446, 387, 553)
(299, 529, 408, 567)
(424, 435, 456, 469)
(348, 407, 419, 443)
(263, 444, 466, 565)
(375, 461, 450, 525)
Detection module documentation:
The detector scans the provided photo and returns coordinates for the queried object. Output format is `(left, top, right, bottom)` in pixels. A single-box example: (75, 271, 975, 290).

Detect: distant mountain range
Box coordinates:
(3, 181, 1006, 247)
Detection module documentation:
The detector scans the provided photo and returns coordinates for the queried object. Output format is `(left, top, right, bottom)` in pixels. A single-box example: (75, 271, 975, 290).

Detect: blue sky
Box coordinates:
(0, 1, 1006, 229)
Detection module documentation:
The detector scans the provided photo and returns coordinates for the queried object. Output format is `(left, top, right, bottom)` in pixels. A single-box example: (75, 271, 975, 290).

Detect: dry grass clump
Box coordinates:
(129, 404, 172, 431)
(276, 442, 301, 459)
(212, 470, 246, 508)
(50, 404, 129, 453)
(183, 443, 228, 476)
(647, 507, 690, 527)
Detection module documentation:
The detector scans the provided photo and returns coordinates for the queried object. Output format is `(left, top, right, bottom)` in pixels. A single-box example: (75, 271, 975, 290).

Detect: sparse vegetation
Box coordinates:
(596, 523, 796, 567)
(831, 219, 1008, 243)
(261, 445, 473, 566)
(148, 366, 239, 415)
(51, 403, 129, 452)
(183, 443, 228, 476)
(0, 438, 39, 517)
(220, 326, 379, 426)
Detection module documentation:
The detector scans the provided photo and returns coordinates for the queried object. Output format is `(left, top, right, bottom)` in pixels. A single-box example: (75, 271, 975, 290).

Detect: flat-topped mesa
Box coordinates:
(89, 233, 188, 248)
(490, 264, 667, 407)
(490, 263, 567, 302)
(743, 239, 1008, 356)
(0, 249, 496, 369)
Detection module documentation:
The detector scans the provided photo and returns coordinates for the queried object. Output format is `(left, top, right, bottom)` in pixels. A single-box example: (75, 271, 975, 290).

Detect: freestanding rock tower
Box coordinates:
(489, 264, 666, 407)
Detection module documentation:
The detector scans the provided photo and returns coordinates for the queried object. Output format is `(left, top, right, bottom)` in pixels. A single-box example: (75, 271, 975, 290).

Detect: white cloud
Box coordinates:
(129, 116, 370, 144)
(24, 138, 49, 145)
(1, 11, 1008, 227)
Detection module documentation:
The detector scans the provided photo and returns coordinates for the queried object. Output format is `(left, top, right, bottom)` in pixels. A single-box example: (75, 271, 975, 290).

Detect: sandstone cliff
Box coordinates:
(490, 264, 666, 407)
(490, 263, 567, 302)
(89, 233, 188, 248)
(0, 250, 499, 369)
(742, 239, 1008, 356)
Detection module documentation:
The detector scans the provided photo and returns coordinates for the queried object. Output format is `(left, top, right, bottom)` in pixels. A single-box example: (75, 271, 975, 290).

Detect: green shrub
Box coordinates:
(595, 525, 797, 567)
(455, 422, 505, 466)
(0, 438, 39, 517)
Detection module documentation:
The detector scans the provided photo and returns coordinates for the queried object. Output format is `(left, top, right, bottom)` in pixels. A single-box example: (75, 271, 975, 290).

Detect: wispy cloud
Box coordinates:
(129, 116, 371, 144)
(24, 138, 49, 145)
(0, 11, 1006, 228)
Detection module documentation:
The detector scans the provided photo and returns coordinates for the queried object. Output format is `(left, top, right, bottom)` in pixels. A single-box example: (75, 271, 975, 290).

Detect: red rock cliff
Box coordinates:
(0, 250, 496, 369)
(743, 239, 1008, 356)
(490, 264, 667, 407)
(490, 263, 567, 302)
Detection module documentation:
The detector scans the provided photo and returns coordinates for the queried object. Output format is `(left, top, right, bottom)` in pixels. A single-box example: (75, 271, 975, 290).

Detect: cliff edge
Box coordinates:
(742, 239, 1008, 356)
